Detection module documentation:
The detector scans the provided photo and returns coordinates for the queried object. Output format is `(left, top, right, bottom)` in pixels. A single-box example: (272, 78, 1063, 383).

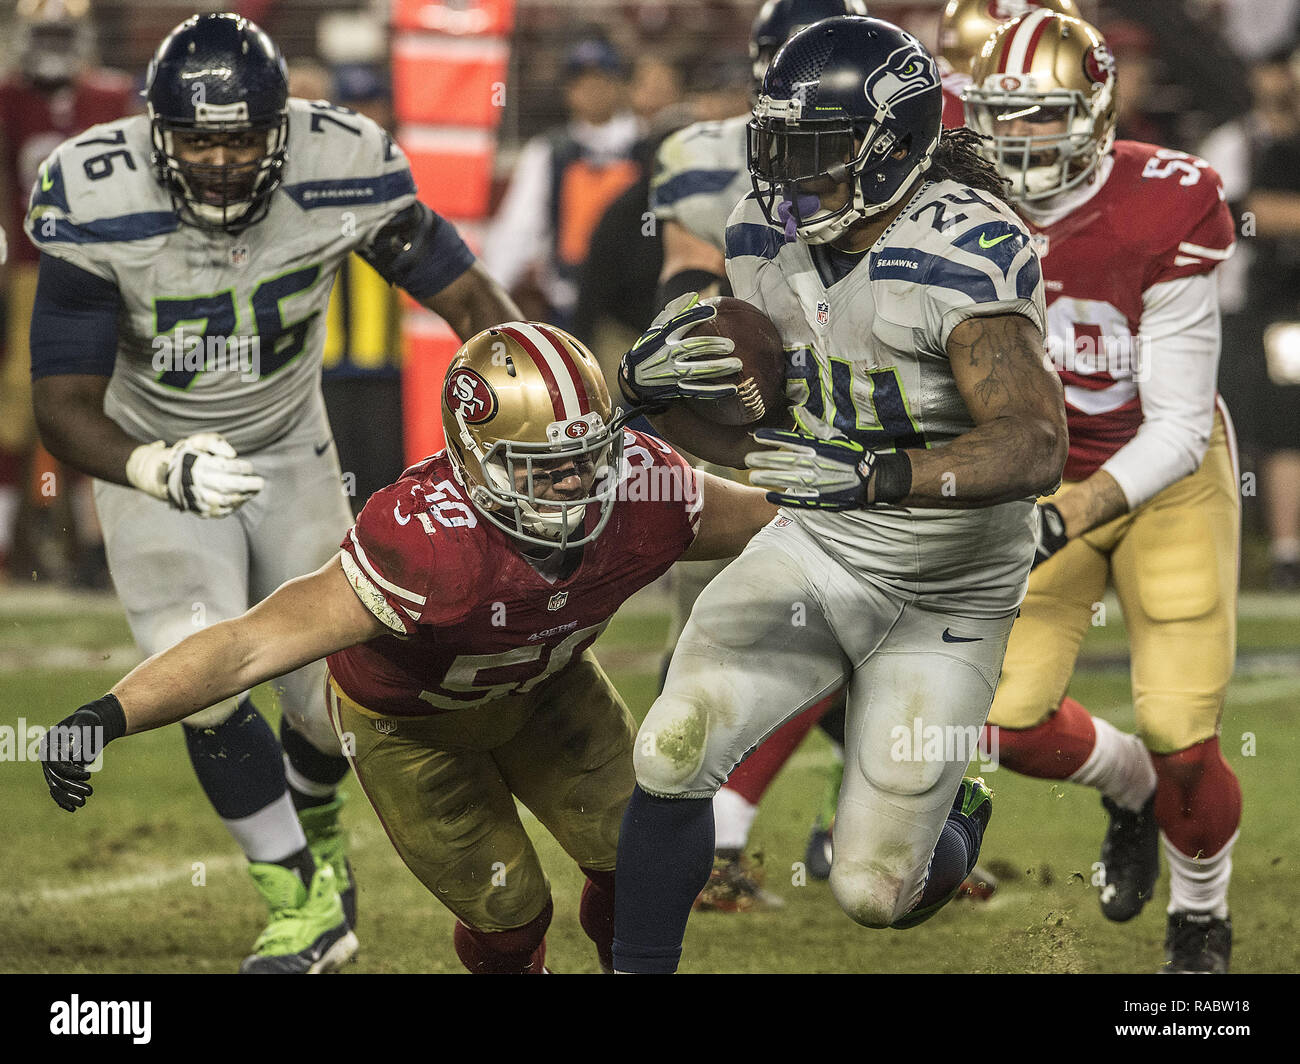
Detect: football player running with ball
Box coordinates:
(26, 13, 519, 972)
(649, 0, 868, 913)
(964, 11, 1242, 973)
(613, 16, 1067, 972)
(38, 323, 779, 974)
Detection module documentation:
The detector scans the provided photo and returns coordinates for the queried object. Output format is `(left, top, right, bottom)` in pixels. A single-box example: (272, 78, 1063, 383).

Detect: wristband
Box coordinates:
(871, 451, 912, 504)
(655, 268, 727, 309)
(83, 693, 128, 745)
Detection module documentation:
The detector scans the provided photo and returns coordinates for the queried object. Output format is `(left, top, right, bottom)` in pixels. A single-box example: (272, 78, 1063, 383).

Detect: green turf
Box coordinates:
(1, 596, 1296, 973)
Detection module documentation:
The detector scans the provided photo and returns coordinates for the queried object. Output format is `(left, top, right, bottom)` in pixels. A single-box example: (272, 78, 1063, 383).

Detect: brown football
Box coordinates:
(647, 297, 791, 469)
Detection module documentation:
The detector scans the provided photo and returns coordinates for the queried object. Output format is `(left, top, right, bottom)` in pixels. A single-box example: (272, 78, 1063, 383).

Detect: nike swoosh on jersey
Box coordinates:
(314, 440, 332, 456)
(941, 628, 983, 643)
(978, 232, 1013, 249)
(40, 166, 54, 191)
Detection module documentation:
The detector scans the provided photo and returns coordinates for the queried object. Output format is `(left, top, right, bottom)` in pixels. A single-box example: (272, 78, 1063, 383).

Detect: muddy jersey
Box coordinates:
(1025, 141, 1235, 480)
(25, 98, 472, 452)
(725, 178, 1046, 613)
(329, 431, 700, 716)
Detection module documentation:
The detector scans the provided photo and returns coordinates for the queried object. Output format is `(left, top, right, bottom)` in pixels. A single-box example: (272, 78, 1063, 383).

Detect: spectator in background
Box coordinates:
(572, 54, 750, 386)
(289, 60, 407, 513)
(483, 36, 643, 328)
(0, 0, 134, 585)
(1200, 48, 1300, 589)
(631, 56, 686, 130)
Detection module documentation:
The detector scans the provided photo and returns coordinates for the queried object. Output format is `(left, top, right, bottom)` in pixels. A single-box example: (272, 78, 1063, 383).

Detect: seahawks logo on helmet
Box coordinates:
(864, 43, 940, 120)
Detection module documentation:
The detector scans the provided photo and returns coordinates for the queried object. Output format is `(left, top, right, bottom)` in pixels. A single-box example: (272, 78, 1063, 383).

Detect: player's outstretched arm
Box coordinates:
(905, 312, 1068, 507)
(39, 555, 385, 811)
(418, 260, 521, 342)
(680, 468, 779, 561)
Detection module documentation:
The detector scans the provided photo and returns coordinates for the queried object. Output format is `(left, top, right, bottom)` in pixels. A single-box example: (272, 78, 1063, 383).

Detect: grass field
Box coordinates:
(1, 583, 1297, 975)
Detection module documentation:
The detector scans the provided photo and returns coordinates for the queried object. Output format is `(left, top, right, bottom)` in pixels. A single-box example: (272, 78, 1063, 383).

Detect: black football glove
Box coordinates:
(39, 694, 127, 812)
(1032, 502, 1069, 569)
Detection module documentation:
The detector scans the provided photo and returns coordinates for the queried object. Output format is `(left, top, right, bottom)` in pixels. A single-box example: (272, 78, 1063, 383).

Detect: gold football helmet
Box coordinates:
(938, 0, 1078, 76)
(441, 322, 625, 550)
(963, 10, 1116, 202)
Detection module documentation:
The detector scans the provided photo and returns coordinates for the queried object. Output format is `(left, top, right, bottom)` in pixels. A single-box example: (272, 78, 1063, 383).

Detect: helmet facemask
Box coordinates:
(749, 93, 933, 244)
(964, 83, 1111, 201)
(451, 411, 626, 552)
(150, 104, 288, 233)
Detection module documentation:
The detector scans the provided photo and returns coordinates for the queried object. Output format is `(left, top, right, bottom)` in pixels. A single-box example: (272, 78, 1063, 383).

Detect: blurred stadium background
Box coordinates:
(1, 0, 1298, 973)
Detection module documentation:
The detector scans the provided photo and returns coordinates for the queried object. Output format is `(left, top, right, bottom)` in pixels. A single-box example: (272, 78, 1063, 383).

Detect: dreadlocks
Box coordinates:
(926, 126, 1014, 208)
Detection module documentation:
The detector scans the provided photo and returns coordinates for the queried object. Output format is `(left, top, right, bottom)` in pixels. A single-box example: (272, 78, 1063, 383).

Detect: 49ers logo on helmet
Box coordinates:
(446, 368, 497, 424)
(1083, 43, 1115, 85)
(564, 421, 590, 439)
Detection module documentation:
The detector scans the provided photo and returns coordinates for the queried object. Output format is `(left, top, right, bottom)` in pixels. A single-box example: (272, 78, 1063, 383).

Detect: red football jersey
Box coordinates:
(328, 430, 701, 717)
(941, 71, 970, 130)
(1026, 141, 1235, 480)
(0, 70, 135, 265)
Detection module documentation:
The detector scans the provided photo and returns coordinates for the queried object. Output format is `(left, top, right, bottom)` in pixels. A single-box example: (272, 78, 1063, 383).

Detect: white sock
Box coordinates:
(713, 787, 758, 852)
(1068, 716, 1155, 811)
(222, 791, 309, 863)
(1164, 831, 1236, 919)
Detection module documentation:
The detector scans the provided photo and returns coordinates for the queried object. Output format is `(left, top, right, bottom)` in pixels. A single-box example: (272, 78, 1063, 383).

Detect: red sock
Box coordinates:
(579, 866, 615, 972)
(453, 898, 552, 974)
(725, 691, 840, 805)
(1152, 737, 1242, 858)
(989, 696, 1097, 779)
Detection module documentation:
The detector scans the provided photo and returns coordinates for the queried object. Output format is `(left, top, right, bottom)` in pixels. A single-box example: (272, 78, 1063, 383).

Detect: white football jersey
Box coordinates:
(650, 114, 752, 252)
(726, 178, 1048, 615)
(25, 99, 418, 452)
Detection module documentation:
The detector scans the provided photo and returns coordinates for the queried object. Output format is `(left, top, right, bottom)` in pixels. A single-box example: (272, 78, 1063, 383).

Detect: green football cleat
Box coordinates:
(240, 862, 358, 974)
(892, 777, 993, 929)
(298, 795, 356, 928)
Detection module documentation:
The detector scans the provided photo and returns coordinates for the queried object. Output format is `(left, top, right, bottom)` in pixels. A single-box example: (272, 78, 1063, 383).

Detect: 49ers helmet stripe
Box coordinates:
(497, 323, 591, 421)
(999, 8, 1055, 73)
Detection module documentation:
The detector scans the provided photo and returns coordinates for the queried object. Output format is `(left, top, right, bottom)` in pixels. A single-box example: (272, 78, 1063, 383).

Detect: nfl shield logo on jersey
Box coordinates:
(1031, 232, 1050, 259)
(816, 300, 830, 327)
(548, 591, 569, 611)
(230, 244, 250, 268)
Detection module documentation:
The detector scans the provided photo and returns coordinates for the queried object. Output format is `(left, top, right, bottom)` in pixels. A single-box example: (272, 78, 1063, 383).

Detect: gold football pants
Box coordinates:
(989, 411, 1239, 753)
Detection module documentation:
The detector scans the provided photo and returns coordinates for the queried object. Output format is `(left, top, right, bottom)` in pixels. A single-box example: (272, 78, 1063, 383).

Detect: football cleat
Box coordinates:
(298, 795, 356, 928)
(892, 777, 993, 929)
(240, 863, 357, 974)
(1161, 911, 1232, 974)
(805, 821, 834, 881)
(693, 855, 786, 913)
(1098, 794, 1159, 922)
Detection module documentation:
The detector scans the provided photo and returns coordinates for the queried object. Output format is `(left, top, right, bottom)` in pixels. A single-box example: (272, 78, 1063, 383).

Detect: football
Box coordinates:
(647, 297, 791, 468)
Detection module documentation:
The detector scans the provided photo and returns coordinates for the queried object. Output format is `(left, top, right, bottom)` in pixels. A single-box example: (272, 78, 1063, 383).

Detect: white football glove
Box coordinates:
(126, 433, 264, 518)
(618, 292, 742, 406)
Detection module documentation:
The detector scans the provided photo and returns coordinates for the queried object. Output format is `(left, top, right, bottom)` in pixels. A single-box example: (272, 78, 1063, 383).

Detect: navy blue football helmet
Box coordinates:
(748, 16, 942, 243)
(750, 0, 870, 85)
(145, 13, 289, 232)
